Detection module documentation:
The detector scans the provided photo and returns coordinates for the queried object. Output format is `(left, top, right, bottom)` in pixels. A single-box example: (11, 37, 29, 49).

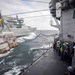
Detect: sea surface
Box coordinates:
(0, 30, 59, 75)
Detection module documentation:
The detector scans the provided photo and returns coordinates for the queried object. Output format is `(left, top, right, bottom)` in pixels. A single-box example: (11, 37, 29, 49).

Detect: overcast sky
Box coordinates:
(0, 0, 58, 30)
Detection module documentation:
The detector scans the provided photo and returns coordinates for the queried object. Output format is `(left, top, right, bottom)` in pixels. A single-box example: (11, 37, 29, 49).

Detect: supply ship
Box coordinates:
(0, 12, 18, 54)
(0, 13, 36, 37)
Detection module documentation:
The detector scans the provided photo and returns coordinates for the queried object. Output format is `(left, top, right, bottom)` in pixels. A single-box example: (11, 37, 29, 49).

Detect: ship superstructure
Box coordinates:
(0, 14, 36, 37)
(49, 0, 75, 42)
(49, 0, 75, 67)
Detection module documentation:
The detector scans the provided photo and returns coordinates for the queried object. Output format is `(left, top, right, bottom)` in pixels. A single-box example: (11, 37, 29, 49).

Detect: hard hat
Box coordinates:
(66, 43, 69, 44)
(57, 41, 59, 42)
(63, 43, 66, 46)
(0, 19, 3, 23)
(73, 46, 75, 49)
(67, 66, 74, 73)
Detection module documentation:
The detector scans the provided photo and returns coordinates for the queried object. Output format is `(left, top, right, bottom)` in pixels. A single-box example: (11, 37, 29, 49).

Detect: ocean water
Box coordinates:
(0, 30, 59, 75)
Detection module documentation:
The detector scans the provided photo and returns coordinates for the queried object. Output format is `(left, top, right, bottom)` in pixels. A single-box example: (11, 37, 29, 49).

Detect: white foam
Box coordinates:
(7, 56, 13, 58)
(23, 32, 36, 40)
(17, 32, 36, 43)
(0, 48, 14, 58)
(28, 51, 31, 54)
(35, 52, 42, 57)
(4, 65, 28, 75)
(30, 44, 52, 51)
(30, 47, 38, 51)
(40, 43, 53, 49)
(30, 44, 53, 60)
(7, 61, 16, 67)
(0, 59, 5, 64)
(16, 53, 23, 57)
(16, 37, 25, 43)
(33, 51, 43, 61)
(4, 66, 21, 75)
(7, 53, 23, 59)
(40, 44, 50, 49)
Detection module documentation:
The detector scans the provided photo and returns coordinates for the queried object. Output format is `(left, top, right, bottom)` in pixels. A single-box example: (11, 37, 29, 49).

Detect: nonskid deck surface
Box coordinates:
(21, 50, 68, 75)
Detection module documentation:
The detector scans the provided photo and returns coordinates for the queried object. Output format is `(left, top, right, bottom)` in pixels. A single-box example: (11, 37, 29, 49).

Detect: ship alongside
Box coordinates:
(0, 11, 37, 55)
(1, 15, 36, 37)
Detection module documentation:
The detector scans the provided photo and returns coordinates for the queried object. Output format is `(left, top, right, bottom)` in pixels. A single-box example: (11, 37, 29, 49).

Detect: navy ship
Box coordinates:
(49, 0, 75, 41)
(1, 0, 75, 75)
(49, 0, 75, 68)
(20, 0, 75, 75)
(0, 13, 36, 37)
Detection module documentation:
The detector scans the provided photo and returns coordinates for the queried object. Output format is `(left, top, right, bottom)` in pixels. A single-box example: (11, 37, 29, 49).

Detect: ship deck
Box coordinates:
(21, 50, 68, 75)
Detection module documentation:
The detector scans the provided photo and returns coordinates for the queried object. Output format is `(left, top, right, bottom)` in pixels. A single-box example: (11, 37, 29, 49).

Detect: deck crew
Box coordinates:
(68, 46, 74, 66)
(64, 66, 74, 75)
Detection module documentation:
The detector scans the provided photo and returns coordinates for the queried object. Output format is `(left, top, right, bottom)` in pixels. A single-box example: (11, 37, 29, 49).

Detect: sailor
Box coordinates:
(56, 41, 60, 53)
(53, 42, 56, 51)
(65, 43, 70, 62)
(60, 40, 63, 47)
(60, 46, 64, 60)
(68, 46, 74, 66)
(64, 66, 74, 75)
(60, 40, 64, 60)
(63, 43, 68, 61)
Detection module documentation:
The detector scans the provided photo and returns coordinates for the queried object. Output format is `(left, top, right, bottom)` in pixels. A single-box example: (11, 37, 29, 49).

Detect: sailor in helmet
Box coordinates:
(64, 66, 74, 75)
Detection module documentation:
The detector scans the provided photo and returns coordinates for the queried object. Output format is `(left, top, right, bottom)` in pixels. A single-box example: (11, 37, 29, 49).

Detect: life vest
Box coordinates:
(60, 47, 63, 52)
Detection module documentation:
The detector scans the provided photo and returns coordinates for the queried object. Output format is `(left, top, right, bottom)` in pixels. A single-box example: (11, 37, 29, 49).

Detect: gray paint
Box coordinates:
(61, 9, 75, 42)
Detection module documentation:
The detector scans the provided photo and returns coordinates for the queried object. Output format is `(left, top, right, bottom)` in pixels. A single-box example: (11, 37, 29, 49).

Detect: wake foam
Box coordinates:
(0, 59, 5, 64)
(17, 32, 36, 43)
(29, 43, 53, 60)
(30, 44, 52, 51)
(4, 65, 28, 75)
(0, 48, 14, 58)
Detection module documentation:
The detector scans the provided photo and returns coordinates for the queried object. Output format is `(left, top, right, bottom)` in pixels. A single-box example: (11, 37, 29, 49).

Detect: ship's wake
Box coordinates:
(2, 43, 53, 75)
(17, 32, 36, 43)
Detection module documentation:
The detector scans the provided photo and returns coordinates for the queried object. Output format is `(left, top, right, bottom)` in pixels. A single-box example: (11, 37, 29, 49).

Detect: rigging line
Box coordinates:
(39, 33, 58, 37)
(21, 0, 49, 3)
(4, 9, 49, 16)
(29, 33, 53, 41)
(4, 22, 11, 31)
(35, 33, 58, 39)
(24, 15, 50, 18)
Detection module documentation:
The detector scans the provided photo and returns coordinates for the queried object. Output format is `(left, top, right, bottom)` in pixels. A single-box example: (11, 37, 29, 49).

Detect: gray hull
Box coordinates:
(0, 27, 36, 37)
